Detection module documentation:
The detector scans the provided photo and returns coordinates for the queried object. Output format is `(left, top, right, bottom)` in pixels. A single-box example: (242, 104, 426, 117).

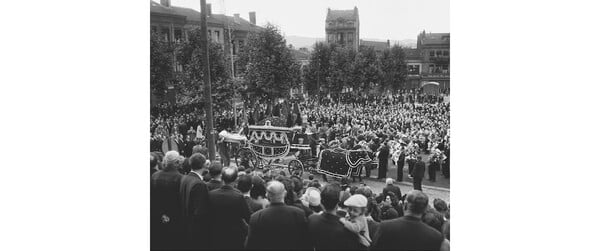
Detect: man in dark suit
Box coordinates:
(378, 141, 390, 179)
(179, 153, 210, 249)
(246, 180, 310, 250)
(151, 151, 185, 250)
(307, 184, 361, 250)
(208, 167, 251, 250)
(382, 178, 403, 201)
(411, 156, 426, 191)
(372, 190, 449, 251)
(206, 162, 224, 191)
(237, 174, 261, 214)
(397, 150, 406, 181)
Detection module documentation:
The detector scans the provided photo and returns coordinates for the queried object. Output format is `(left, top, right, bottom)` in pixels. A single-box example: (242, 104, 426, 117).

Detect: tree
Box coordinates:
(380, 45, 407, 91)
(304, 42, 333, 96)
(353, 46, 383, 92)
(175, 28, 232, 111)
(150, 31, 174, 99)
(237, 24, 300, 103)
(327, 45, 357, 95)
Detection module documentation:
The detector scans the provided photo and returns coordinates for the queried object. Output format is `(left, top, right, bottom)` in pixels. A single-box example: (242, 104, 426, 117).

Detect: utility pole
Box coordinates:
(200, 0, 216, 161)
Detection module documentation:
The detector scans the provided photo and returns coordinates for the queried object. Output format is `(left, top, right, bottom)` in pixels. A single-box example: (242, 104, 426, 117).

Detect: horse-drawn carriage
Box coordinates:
(225, 118, 372, 180)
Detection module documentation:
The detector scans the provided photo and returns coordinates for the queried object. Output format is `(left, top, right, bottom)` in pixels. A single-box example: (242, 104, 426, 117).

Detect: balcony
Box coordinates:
(422, 72, 450, 78)
(429, 56, 449, 63)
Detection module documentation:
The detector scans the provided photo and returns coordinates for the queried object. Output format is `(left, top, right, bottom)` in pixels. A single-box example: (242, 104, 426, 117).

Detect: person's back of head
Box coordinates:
(208, 162, 223, 179)
(150, 153, 157, 170)
(163, 150, 184, 171)
(192, 145, 208, 156)
(250, 181, 266, 200)
(266, 180, 286, 203)
(222, 167, 238, 184)
(237, 174, 252, 194)
(433, 198, 448, 214)
(422, 211, 444, 233)
(405, 190, 429, 216)
(320, 184, 342, 211)
(385, 178, 394, 185)
(189, 153, 207, 171)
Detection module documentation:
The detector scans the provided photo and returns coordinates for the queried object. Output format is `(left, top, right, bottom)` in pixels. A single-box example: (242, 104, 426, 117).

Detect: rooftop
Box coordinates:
(151, 1, 260, 31)
(326, 8, 358, 21)
(360, 40, 389, 51)
(419, 32, 450, 46)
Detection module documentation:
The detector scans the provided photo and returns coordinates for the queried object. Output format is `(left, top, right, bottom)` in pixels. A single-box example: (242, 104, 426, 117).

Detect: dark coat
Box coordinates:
(179, 172, 210, 249)
(307, 212, 362, 250)
(382, 184, 403, 201)
(246, 202, 310, 250)
(412, 160, 426, 179)
(372, 215, 444, 251)
(150, 169, 184, 250)
(206, 179, 223, 191)
(366, 217, 380, 241)
(208, 184, 252, 249)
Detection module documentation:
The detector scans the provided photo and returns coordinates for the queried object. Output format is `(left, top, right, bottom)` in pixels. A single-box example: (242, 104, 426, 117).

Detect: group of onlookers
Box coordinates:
(151, 149, 450, 250)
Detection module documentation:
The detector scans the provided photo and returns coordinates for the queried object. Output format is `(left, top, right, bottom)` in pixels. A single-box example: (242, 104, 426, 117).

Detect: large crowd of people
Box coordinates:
(151, 150, 450, 250)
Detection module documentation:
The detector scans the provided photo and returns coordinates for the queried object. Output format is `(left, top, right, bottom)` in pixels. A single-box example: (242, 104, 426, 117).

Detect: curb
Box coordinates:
(363, 177, 450, 192)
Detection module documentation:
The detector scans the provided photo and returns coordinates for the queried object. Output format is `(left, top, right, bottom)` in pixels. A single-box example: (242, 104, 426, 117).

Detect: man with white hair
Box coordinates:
(382, 178, 403, 202)
(151, 151, 185, 250)
(246, 180, 309, 250)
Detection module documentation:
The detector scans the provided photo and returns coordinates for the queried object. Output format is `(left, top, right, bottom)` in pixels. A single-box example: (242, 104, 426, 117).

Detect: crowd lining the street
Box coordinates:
(151, 89, 451, 250)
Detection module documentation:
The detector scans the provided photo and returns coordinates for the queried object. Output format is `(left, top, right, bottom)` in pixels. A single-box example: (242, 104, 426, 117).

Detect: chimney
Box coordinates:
(249, 11, 256, 25)
(234, 13, 240, 19)
(207, 3, 212, 16)
(387, 39, 390, 47)
(160, 0, 171, 7)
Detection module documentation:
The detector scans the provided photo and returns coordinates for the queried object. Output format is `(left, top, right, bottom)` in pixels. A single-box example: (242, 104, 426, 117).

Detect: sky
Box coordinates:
(167, 0, 449, 41)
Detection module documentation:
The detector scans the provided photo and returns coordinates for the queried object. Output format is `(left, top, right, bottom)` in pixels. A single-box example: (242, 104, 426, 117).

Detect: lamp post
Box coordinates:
(200, 0, 215, 161)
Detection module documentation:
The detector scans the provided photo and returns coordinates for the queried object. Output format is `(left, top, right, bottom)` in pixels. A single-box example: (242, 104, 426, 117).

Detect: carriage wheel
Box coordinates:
(288, 159, 304, 177)
(236, 148, 257, 170)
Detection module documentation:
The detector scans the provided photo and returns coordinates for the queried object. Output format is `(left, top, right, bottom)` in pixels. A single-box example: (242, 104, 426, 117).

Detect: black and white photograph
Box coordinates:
(150, 0, 449, 250)
(4, 0, 600, 250)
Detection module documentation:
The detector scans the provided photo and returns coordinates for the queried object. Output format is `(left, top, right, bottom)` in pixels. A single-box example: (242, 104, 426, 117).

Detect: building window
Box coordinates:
(442, 65, 449, 74)
(443, 50, 449, 56)
(429, 51, 435, 57)
(232, 40, 237, 55)
(328, 34, 335, 43)
(151, 26, 158, 34)
(436, 50, 442, 56)
(161, 27, 170, 42)
(338, 33, 344, 43)
(214, 31, 220, 43)
(174, 29, 182, 43)
(429, 64, 434, 73)
(347, 32, 354, 44)
(408, 65, 420, 75)
(238, 40, 244, 54)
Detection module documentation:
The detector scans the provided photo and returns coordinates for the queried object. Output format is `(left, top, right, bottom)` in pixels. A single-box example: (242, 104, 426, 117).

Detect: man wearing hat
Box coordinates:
(245, 181, 309, 250)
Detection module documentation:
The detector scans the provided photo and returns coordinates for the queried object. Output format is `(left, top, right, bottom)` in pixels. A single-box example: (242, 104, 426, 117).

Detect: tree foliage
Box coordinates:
(304, 42, 333, 96)
(150, 31, 174, 98)
(380, 45, 407, 91)
(237, 24, 300, 103)
(327, 45, 357, 94)
(175, 28, 234, 111)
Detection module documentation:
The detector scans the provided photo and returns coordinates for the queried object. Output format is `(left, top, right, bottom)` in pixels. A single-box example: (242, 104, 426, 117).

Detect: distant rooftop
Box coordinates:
(360, 39, 389, 51)
(150, 1, 260, 31)
(326, 7, 358, 21)
(419, 32, 450, 46)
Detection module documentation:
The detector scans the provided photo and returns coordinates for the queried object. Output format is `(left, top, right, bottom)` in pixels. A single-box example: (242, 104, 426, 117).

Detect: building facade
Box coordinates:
(325, 7, 360, 51)
(417, 31, 450, 92)
(150, 0, 261, 75)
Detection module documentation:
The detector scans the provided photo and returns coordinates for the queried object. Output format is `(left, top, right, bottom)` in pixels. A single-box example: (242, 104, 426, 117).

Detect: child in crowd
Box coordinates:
(339, 194, 372, 248)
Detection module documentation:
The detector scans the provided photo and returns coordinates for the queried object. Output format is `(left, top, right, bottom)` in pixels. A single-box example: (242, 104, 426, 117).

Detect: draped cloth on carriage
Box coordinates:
(316, 148, 372, 178)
